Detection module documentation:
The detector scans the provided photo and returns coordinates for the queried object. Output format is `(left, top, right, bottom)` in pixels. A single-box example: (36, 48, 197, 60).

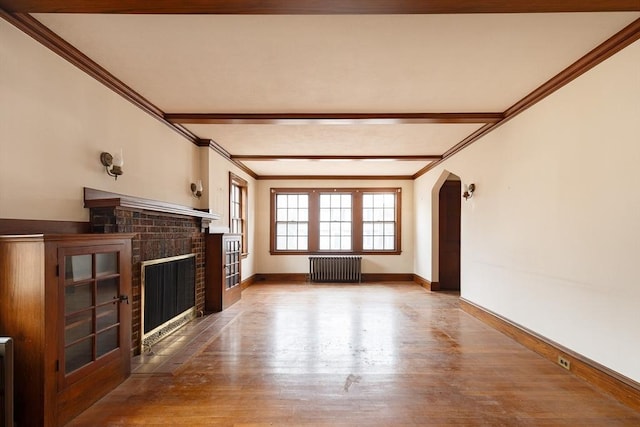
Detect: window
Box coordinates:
(274, 193, 309, 251)
(319, 193, 352, 251)
(362, 192, 396, 251)
(270, 188, 401, 254)
(229, 173, 248, 256)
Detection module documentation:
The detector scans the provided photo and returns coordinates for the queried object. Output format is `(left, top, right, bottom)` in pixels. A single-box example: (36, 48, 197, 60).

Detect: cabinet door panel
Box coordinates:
(59, 246, 131, 389)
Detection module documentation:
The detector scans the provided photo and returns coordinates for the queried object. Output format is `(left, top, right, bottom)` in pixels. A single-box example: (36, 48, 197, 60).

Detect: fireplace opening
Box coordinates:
(141, 254, 196, 352)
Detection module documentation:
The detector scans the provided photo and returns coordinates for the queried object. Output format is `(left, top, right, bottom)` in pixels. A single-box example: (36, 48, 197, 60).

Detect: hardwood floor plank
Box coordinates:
(67, 284, 640, 426)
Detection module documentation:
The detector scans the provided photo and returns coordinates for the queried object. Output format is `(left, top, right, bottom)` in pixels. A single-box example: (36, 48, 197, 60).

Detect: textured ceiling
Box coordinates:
(31, 12, 640, 177)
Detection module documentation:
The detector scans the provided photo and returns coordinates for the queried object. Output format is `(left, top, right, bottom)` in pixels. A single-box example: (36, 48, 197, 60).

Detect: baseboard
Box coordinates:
(459, 298, 640, 411)
(361, 273, 413, 282)
(0, 218, 90, 234)
(252, 273, 415, 284)
(254, 273, 308, 283)
(413, 274, 440, 291)
(240, 275, 256, 290)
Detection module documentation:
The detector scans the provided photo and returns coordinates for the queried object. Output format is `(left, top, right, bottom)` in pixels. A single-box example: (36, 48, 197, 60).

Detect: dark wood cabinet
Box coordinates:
(205, 234, 242, 312)
(0, 234, 133, 427)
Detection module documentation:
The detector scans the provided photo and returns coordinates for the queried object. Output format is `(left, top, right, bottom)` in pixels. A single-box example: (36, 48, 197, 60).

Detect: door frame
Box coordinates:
(430, 170, 462, 291)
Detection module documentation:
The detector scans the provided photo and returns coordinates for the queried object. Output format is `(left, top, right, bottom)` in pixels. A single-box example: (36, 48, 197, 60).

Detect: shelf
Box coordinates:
(84, 187, 221, 228)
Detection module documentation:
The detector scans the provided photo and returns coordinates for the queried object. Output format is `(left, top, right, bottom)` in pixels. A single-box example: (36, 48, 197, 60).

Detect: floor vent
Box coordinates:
(309, 256, 362, 283)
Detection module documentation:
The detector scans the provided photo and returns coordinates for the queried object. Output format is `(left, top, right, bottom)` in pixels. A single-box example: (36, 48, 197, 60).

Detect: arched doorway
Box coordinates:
(438, 177, 461, 291)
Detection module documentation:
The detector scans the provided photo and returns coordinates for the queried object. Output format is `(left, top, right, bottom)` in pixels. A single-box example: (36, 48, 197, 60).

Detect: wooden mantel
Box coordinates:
(83, 187, 220, 229)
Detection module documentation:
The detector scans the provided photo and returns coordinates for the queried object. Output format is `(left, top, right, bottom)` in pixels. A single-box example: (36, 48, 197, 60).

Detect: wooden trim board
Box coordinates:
(460, 298, 640, 411)
(412, 274, 440, 291)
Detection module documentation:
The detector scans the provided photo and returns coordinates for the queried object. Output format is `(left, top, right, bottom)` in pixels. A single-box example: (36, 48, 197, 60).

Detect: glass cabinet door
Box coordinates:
(63, 251, 122, 379)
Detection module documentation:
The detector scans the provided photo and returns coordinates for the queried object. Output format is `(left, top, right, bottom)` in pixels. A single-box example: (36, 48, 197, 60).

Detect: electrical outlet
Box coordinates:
(558, 355, 571, 370)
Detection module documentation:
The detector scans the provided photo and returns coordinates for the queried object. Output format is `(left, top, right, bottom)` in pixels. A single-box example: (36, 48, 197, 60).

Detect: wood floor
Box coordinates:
(67, 283, 640, 426)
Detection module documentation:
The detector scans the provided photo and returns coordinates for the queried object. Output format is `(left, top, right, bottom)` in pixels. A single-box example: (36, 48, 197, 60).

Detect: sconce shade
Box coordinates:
(463, 183, 475, 200)
(191, 179, 203, 198)
(100, 150, 124, 180)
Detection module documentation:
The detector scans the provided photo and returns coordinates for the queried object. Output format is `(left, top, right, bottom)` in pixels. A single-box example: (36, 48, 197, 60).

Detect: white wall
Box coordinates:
(0, 19, 257, 279)
(414, 40, 640, 382)
(0, 20, 203, 220)
(255, 179, 414, 275)
(207, 152, 257, 279)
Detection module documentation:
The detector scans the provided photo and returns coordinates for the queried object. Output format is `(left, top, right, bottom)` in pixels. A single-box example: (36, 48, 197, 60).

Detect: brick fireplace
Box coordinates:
(84, 188, 219, 355)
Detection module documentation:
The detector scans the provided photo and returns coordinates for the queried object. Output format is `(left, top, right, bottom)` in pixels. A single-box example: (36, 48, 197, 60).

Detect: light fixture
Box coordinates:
(190, 179, 203, 198)
(463, 183, 475, 200)
(100, 149, 124, 180)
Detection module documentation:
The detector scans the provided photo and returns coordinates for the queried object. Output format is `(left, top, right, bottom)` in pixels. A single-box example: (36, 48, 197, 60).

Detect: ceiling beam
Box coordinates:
(1, 0, 638, 14)
(165, 113, 503, 126)
(232, 155, 441, 161)
(257, 175, 414, 181)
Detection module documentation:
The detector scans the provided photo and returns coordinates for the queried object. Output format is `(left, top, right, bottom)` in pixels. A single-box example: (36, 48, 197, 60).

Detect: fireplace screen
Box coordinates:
(141, 254, 196, 347)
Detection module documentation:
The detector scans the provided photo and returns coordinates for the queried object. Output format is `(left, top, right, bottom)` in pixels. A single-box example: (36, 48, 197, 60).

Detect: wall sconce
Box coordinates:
(100, 149, 124, 180)
(463, 183, 476, 200)
(190, 179, 203, 198)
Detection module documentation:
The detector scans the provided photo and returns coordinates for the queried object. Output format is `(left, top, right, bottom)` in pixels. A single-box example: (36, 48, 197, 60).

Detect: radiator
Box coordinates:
(309, 256, 362, 283)
(0, 337, 13, 427)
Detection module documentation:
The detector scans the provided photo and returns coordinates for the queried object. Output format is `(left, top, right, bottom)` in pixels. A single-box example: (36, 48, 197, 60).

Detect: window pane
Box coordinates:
(276, 237, 286, 250)
(384, 208, 395, 221)
(331, 236, 341, 250)
(341, 209, 351, 222)
(341, 222, 351, 235)
(374, 194, 384, 207)
(287, 223, 298, 235)
(330, 209, 341, 221)
(276, 223, 287, 236)
(374, 236, 384, 250)
(287, 209, 298, 221)
(298, 237, 308, 250)
(384, 223, 395, 235)
(342, 194, 351, 207)
(341, 237, 351, 250)
(331, 194, 341, 206)
(299, 195, 308, 208)
(277, 194, 288, 208)
(320, 208, 330, 221)
(330, 222, 340, 234)
(384, 236, 395, 250)
(319, 222, 330, 235)
(363, 236, 373, 250)
(288, 194, 298, 208)
(320, 194, 331, 208)
(385, 193, 395, 206)
(363, 223, 373, 235)
(374, 209, 384, 221)
(277, 208, 287, 221)
(373, 223, 383, 234)
(319, 236, 330, 250)
(299, 223, 308, 236)
(363, 194, 373, 208)
(299, 208, 308, 221)
(287, 236, 298, 250)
